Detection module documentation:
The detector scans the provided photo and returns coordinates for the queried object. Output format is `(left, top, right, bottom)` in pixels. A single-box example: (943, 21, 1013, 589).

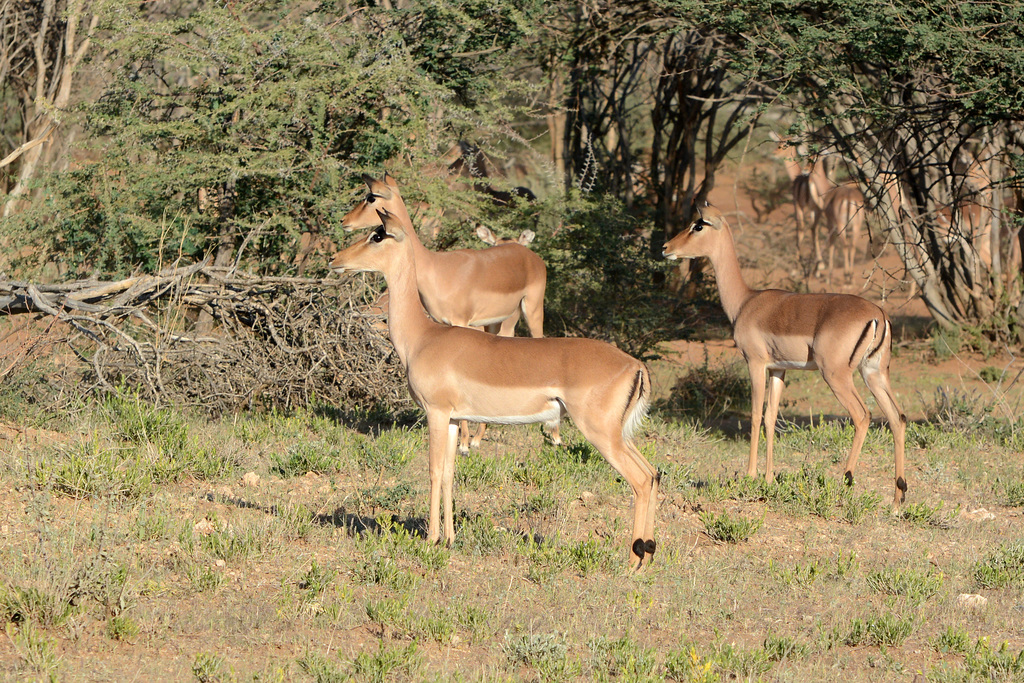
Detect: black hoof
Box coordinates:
(897, 476, 907, 502)
(632, 538, 646, 562)
(844, 470, 854, 487)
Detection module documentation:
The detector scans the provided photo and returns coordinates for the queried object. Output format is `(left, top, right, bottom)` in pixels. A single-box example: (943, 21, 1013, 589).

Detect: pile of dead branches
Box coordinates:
(0, 263, 412, 416)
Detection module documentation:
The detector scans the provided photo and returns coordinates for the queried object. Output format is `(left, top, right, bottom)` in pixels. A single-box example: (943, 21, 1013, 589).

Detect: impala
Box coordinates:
(663, 205, 907, 508)
(822, 183, 868, 285)
(342, 174, 553, 454)
(332, 209, 660, 566)
(773, 135, 829, 267)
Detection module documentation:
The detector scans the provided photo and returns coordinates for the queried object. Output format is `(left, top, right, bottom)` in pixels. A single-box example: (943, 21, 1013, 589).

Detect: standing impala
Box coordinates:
(822, 183, 868, 286)
(773, 134, 829, 267)
(341, 174, 557, 453)
(663, 205, 907, 508)
(332, 209, 660, 566)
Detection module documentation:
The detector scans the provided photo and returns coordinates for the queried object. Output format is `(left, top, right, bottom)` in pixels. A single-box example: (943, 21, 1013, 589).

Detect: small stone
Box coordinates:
(242, 471, 260, 487)
(956, 593, 988, 609)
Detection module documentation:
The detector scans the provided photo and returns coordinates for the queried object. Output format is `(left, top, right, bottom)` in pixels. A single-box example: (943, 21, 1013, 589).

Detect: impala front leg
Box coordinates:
(747, 361, 768, 478)
(425, 412, 454, 543)
(763, 369, 786, 481)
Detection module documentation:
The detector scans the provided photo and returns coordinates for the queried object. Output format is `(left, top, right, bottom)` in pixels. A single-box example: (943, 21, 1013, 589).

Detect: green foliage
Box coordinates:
(106, 615, 141, 642)
(698, 509, 763, 543)
(898, 501, 959, 529)
(270, 441, 349, 478)
(0, 583, 81, 628)
(865, 566, 944, 603)
(933, 625, 972, 654)
(973, 542, 1024, 589)
(35, 397, 238, 499)
(769, 552, 859, 588)
(588, 635, 660, 682)
(192, 652, 230, 683)
(3, 0, 525, 279)
(533, 192, 681, 357)
(659, 356, 750, 422)
(1003, 479, 1024, 507)
(504, 631, 581, 679)
(835, 612, 916, 648)
(352, 639, 423, 679)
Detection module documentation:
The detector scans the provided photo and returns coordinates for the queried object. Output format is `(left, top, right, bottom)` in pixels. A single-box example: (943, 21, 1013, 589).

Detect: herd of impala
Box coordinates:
(329, 163, 909, 568)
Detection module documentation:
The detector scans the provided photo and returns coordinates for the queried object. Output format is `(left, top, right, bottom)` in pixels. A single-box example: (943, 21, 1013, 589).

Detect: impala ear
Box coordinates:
(361, 174, 394, 200)
(518, 229, 535, 246)
(383, 172, 400, 191)
(475, 224, 497, 245)
(696, 203, 723, 230)
(375, 208, 405, 242)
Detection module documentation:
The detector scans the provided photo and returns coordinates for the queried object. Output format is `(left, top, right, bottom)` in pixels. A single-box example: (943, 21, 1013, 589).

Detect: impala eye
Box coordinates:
(366, 194, 377, 204)
(370, 227, 386, 243)
(691, 221, 706, 233)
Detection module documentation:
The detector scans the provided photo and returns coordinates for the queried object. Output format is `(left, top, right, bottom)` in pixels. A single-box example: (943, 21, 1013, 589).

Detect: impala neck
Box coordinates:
(381, 247, 434, 367)
(388, 198, 431, 259)
(707, 228, 755, 325)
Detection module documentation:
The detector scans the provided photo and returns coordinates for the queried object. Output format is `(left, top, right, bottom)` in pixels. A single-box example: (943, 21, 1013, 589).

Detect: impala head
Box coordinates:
(341, 173, 404, 232)
(662, 204, 728, 261)
(331, 208, 408, 275)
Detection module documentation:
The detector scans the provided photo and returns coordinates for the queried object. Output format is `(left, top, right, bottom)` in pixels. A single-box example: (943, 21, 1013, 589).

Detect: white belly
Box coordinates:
(453, 401, 562, 426)
(768, 359, 818, 371)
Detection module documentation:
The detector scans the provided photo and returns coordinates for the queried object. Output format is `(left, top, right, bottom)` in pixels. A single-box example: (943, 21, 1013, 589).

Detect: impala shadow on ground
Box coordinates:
(203, 491, 420, 536)
(203, 491, 548, 546)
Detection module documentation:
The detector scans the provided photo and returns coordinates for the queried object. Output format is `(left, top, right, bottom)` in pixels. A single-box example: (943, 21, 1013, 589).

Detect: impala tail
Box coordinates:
(622, 365, 652, 442)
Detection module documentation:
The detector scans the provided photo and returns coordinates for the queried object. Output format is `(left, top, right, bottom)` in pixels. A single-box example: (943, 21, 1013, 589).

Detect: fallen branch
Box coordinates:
(0, 264, 411, 415)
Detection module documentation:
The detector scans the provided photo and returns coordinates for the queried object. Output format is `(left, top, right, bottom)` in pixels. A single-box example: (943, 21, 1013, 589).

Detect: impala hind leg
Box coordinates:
(573, 419, 658, 567)
(457, 420, 479, 455)
(442, 421, 458, 544)
(861, 367, 908, 508)
(819, 366, 870, 487)
(545, 420, 562, 447)
(521, 282, 546, 339)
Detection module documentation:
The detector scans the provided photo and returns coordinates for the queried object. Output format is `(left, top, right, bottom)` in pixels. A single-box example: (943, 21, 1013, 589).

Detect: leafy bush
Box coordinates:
(533, 192, 684, 357)
(658, 356, 750, 421)
(699, 510, 763, 543)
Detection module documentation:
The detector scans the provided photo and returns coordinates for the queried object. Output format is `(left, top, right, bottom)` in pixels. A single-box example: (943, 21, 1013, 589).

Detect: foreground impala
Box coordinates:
(332, 209, 660, 566)
(663, 205, 907, 508)
(342, 174, 555, 453)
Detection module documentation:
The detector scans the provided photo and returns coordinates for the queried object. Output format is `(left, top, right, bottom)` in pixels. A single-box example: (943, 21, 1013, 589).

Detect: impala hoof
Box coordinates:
(844, 470, 854, 487)
(632, 538, 646, 563)
(457, 445, 469, 456)
(896, 476, 907, 503)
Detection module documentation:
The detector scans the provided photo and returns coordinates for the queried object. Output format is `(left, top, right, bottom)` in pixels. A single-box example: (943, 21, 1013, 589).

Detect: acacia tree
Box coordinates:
(542, 0, 767, 255)
(1, 0, 537, 278)
(0, 0, 99, 216)
(726, 0, 1024, 335)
